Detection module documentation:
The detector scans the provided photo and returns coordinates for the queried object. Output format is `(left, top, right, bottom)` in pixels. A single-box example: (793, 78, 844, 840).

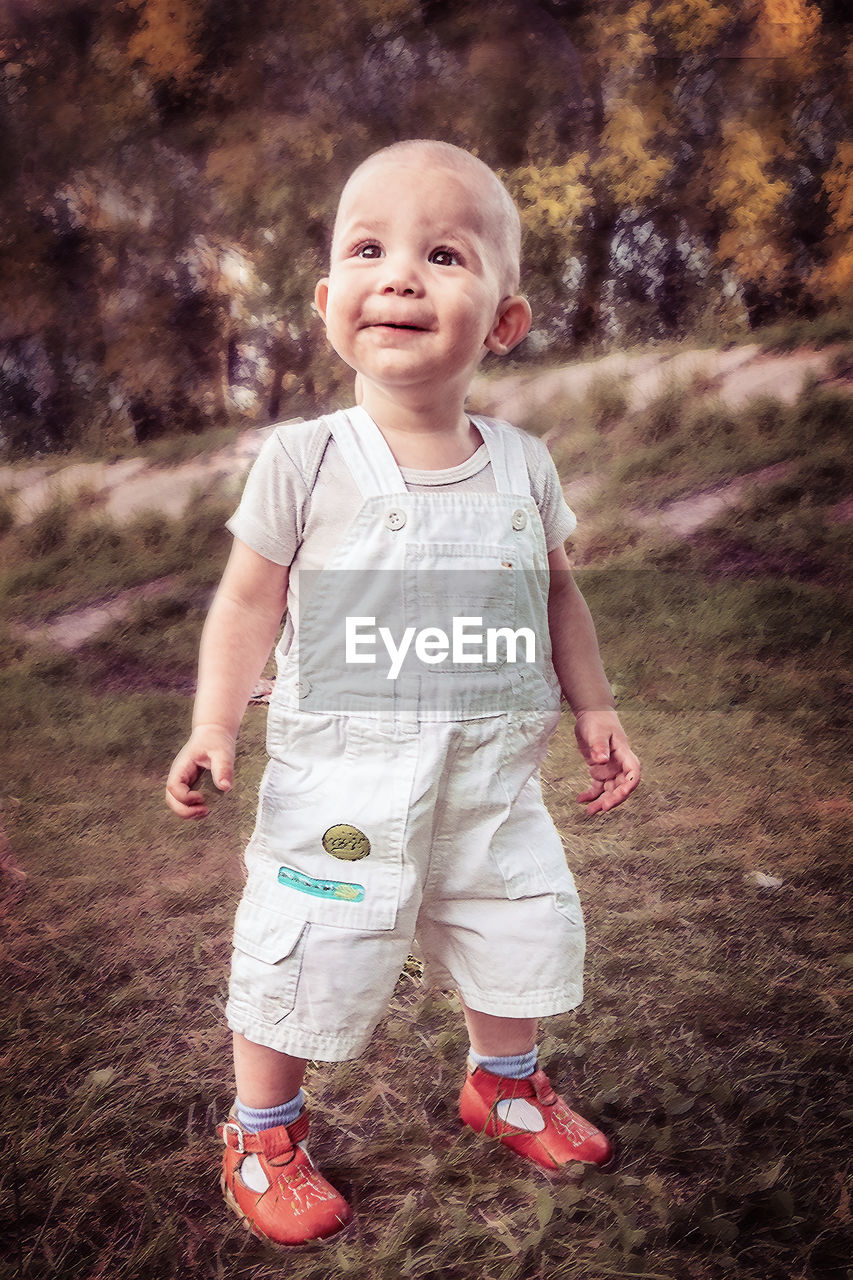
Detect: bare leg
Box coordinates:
(223, 1033, 352, 1245)
(459, 996, 537, 1058)
(232, 1032, 308, 1109)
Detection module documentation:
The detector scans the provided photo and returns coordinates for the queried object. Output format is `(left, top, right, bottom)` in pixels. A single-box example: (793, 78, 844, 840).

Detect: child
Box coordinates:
(166, 139, 640, 1247)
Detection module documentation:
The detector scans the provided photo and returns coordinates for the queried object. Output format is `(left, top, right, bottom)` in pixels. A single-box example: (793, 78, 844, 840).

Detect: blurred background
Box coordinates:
(1, 0, 851, 455)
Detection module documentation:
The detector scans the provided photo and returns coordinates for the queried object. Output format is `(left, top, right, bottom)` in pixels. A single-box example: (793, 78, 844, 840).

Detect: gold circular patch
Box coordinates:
(322, 824, 371, 861)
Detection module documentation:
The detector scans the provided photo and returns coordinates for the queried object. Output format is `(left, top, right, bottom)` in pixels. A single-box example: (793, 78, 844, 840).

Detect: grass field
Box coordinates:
(1, 359, 851, 1280)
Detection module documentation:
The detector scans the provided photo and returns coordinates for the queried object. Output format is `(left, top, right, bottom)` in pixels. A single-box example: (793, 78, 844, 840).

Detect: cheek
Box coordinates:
(454, 301, 495, 349)
(321, 294, 354, 341)
(452, 286, 497, 328)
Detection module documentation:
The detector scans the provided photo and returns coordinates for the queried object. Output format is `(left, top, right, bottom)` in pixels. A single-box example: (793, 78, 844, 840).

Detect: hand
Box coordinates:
(165, 724, 236, 820)
(574, 708, 641, 816)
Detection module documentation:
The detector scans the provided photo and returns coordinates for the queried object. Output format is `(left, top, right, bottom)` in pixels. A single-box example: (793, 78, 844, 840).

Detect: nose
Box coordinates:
(379, 254, 423, 296)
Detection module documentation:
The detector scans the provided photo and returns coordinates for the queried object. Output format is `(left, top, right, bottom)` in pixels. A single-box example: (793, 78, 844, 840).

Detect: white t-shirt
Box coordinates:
(227, 414, 577, 578)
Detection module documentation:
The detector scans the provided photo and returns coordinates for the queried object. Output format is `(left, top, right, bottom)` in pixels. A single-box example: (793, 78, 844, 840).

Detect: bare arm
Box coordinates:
(166, 539, 290, 820)
(547, 543, 641, 814)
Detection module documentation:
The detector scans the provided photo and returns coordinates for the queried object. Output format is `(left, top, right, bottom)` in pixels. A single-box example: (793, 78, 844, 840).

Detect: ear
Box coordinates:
(484, 295, 532, 356)
(314, 278, 330, 324)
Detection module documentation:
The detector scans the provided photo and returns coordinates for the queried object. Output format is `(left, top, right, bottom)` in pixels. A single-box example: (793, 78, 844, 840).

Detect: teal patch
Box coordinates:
(278, 865, 365, 902)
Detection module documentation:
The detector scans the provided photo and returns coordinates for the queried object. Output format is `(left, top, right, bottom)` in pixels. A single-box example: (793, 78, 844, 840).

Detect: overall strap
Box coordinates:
(329, 406, 407, 499)
(470, 417, 531, 497)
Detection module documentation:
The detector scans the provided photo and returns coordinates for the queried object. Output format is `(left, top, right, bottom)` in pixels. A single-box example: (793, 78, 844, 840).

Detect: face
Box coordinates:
(315, 158, 529, 403)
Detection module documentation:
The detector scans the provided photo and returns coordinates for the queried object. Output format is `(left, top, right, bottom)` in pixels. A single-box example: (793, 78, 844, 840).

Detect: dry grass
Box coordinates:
(1, 358, 852, 1280)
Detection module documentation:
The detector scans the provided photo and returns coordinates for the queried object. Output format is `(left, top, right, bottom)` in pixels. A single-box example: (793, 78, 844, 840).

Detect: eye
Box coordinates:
(355, 242, 383, 259)
(429, 246, 461, 267)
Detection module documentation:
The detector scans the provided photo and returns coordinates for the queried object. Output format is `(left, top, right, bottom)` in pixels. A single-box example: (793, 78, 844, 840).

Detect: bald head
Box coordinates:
(332, 140, 523, 295)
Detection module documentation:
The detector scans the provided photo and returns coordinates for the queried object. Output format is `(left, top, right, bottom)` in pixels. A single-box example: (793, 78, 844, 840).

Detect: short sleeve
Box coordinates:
(225, 428, 311, 566)
(519, 431, 577, 551)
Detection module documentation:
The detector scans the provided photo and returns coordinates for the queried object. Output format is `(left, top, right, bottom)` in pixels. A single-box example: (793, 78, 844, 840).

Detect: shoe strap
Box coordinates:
(220, 1109, 311, 1156)
(529, 1069, 558, 1106)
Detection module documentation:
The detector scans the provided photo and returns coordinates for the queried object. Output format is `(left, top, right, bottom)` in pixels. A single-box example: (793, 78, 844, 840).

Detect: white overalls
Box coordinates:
(226, 407, 586, 1060)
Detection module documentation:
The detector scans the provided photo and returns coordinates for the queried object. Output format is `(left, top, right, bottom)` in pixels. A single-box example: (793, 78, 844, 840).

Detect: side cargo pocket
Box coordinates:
(226, 899, 308, 1026)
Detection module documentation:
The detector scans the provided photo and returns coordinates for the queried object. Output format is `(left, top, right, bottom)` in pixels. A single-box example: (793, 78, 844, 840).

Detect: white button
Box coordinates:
(295, 678, 311, 698)
(511, 509, 527, 531)
(385, 509, 407, 531)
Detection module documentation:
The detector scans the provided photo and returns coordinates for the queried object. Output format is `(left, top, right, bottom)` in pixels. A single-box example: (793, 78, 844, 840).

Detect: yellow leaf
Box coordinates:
(709, 122, 789, 285)
(747, 0, 821, 70)
(652, 0, 731, 54)
(122, 0, 202, 86)
(594, 98, 672, 207)
(508, 157, 594, 238)
(808, 140, 853, 303)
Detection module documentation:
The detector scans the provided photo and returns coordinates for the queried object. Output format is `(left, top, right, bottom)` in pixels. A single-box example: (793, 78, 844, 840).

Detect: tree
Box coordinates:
(812, 137, 853, 304)
(1, 0, 851, 454)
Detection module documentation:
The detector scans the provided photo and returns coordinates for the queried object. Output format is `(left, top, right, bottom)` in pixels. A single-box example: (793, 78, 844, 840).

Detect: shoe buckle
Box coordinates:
(222, 1121, 246, 1153)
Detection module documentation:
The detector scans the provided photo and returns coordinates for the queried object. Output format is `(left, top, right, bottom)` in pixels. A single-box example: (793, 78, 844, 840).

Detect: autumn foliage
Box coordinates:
(0, 0, 850, 453)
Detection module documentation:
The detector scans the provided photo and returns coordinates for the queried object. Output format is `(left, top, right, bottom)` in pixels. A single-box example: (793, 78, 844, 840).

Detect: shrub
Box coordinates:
(573, 516, 641, 565)
(793, 384, 853, 450)
(827, 344, 853, 382)
(685, 399, 740, 442)
(125, 510, 172, 553)
(70, 515, 125, 557)
(27, 495, 73, 556)
(755, 308, 853, 352)
(635, 382, 690, 445)
(741, 395, 788, 439)
(698, 578, 848, 658)
(0, 491, 15, 537)
(141, 423, 240, 468)
(586, 373, 630, 429)
(172, 494, 232, 567)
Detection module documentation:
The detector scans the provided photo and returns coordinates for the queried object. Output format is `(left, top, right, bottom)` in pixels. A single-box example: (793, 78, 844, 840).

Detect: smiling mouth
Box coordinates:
(365, 321, 429, 332)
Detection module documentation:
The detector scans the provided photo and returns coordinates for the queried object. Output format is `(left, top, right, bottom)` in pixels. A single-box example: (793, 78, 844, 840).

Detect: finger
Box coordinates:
(168, 780, 206, 807)
(622, 762, 641, 792)
(165, 762, 210, 817)
(585, 771, 639, 815)
(208, 753, 233, 792)
(165, 785, 209, 820)
(576, 778, 605, 804)
(166, 770, 206, 801)
(610, 743, 641, 778)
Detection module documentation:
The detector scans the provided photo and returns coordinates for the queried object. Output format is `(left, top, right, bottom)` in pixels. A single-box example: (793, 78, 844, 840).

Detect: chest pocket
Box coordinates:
(403, 542, 520, 674)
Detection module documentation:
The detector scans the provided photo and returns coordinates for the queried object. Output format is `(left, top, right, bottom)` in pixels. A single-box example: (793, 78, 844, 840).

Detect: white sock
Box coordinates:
(234, 1091, 308, 1194)
(467, 1045, 538, 1079)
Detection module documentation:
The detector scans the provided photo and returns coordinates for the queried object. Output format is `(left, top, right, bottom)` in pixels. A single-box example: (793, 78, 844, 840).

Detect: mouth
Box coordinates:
(363, 320, 430, 332)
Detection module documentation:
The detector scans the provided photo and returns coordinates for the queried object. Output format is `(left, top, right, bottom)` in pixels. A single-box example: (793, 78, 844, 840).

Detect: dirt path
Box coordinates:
(473, 342, 843, 537)
(0, 424, 277, 525)
(20, 576, 185, 650)
(7, 345, 847, 651)
(633, 462, 792, 538)
(3, 346, 841, 528)
(470, 342, 836, 424)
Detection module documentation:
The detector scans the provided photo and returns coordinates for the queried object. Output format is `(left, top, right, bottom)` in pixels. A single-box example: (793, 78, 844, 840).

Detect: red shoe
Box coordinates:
(219, 1109, 352, 1246)
(459, 1066, 613, 1173)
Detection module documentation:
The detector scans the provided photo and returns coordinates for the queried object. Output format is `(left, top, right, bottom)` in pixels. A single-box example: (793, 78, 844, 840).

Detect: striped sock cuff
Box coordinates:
(468, 1046, 538, 1079)
(235, 1089, 306, 1133)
